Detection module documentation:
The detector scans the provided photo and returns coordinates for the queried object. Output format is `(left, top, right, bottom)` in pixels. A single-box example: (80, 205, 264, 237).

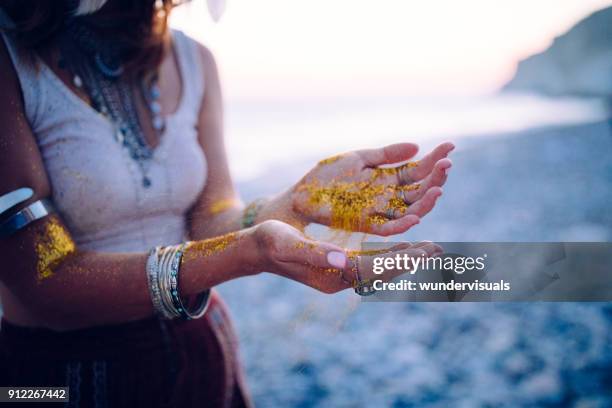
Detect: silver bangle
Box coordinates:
(158, 246, 180, 319)
(166, 243, 210, 320)
(0, 187, 33, 216)
(354, 255, 377, 297)
(147, 244, 211, 320)
(147, 247, 175, 319)
(0, 199, 55, 239)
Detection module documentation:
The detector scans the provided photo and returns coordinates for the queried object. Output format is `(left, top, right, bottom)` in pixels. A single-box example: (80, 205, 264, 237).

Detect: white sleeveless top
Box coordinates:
(1, 29, 207, 253)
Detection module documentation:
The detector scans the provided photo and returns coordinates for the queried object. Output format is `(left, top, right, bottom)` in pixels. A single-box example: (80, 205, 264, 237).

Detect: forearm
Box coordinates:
(190, 190, 305, 240)
(189, 203, 244, 239)
(6, 229, 257, 330)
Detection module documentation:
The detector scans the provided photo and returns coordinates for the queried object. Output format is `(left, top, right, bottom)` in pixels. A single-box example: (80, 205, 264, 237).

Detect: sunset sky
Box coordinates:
(171, 0, 611, 101)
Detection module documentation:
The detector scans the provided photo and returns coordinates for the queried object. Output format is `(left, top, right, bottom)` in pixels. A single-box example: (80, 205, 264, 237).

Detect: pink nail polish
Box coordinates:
(327, 251, 347, 269)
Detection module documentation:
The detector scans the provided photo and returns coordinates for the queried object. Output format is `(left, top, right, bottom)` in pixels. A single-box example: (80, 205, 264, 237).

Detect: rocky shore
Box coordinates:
(224, 119, 612, 407)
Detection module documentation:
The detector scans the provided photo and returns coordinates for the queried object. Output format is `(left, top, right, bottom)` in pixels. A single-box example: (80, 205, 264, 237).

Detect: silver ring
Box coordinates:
(398, 165, 412, 185)
(385, 207, 397, 220)
(339, 269, 352, 286)
(353, 255, 376, 296)
(400, 188, 411, 205)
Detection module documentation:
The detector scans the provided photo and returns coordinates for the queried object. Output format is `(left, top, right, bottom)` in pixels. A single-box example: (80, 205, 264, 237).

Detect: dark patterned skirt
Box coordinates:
(0, 291, 252, 408)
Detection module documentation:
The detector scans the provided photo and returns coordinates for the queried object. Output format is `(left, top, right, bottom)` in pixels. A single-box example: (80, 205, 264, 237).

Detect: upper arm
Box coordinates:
(0, 37, 73, 288)
(0, 38, 51, 201)
(189, 44, 240, 225)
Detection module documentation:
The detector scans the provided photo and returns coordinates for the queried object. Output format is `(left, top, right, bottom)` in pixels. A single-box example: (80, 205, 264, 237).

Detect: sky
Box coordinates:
(171, 0, 612, 101)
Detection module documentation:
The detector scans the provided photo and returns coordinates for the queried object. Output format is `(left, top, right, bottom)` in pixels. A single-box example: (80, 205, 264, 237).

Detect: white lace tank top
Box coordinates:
(1, 29, 207, 252)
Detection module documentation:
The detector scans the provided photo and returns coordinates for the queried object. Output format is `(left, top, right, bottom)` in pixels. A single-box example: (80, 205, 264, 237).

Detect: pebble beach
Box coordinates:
(223, 119, 612, 407)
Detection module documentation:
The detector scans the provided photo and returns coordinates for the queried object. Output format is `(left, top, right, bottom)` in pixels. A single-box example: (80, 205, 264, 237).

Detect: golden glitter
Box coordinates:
(298, 180, 387, 231)
(35, 217, 76, 281)
(310, 266, 342, 274)
(367, 214, 387, 225)
(297, 178, 419, 231)
(208, 198, 240, 215)
(318, 154, 344, 166)
(183, 232, 239, 263)
(293, 241, 306, 249)
(399, 184, 421, 192)
(347, 248, 390, 257)
(387, 194, 408, 215)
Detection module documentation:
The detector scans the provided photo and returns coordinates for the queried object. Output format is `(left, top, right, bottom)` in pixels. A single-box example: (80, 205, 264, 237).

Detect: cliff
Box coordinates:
(503, 7, 612, 97)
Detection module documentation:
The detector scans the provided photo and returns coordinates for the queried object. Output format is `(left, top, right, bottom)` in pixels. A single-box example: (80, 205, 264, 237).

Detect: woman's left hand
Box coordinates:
(265, 142, 454, 236)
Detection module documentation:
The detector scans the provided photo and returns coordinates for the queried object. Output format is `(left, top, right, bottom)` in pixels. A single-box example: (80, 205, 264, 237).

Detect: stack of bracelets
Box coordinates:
(146, 244, 210, 320)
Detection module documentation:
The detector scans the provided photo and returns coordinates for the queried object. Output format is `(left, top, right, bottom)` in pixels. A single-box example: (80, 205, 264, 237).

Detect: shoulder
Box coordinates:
(171, 29, 218, 80)
(0, 33, 21, 99)
(0, 32, 51, 200)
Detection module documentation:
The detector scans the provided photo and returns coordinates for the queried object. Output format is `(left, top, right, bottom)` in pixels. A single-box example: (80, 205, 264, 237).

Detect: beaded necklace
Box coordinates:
(57, 18, 165, 188)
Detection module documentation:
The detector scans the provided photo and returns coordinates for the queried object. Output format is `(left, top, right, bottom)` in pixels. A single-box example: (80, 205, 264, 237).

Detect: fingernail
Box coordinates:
(327, 251, 347, 269)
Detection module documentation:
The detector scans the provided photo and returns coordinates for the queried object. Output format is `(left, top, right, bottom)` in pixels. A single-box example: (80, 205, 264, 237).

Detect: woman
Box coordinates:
(0, 0, 453, 406)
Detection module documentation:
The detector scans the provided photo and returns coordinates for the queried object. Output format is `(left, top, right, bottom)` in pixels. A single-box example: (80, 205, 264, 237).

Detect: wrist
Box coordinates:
(256, 190, 307, 231)
(240, 227, 266, 276)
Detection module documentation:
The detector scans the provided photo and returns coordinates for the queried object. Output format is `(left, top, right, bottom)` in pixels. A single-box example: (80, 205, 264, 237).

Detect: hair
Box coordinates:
(0, 0, 185, 74)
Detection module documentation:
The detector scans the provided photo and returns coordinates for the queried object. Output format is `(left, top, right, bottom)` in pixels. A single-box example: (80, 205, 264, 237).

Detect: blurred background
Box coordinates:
(172, 1, 612, 406)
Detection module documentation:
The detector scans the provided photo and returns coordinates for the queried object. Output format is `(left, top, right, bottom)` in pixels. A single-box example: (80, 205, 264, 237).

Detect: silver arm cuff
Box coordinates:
(0, 199, 55, 239)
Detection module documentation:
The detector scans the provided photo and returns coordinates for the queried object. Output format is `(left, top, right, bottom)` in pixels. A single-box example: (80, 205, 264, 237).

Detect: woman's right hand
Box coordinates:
(249, 220, 442, 293)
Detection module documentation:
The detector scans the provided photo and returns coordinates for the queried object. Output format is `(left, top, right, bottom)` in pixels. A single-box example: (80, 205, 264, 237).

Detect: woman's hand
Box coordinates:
(248, 220, 442, 294)
(249, 220, 349, 293)
(261, 142, 454, 236)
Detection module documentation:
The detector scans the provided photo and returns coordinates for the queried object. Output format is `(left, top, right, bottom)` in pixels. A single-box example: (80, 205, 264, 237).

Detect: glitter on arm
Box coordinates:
(208, 198, 241, 215)
(35, 217, 76, 281)
(182, 232, 239, 263)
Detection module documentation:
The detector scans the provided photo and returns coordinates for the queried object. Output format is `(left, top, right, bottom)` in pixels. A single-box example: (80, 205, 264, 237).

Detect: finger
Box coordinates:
(421, 242, 444, 255)
(387, 242, 414, 251)
(283, 235, 348, 270)
(358, 246, 436, 281)
(411, 241, 444, 253)
(404, 142, 454, 182)
(405, 187, 443, 218)
(366, 214, 420, 236)
(392, 242, 442, 256)
(402, 159, 452, 203)
(281, 262, 350, 294)
(356, 143, 419, 168)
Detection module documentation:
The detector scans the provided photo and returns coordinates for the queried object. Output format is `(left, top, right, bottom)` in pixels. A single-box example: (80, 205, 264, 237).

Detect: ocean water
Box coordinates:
(225, 92, 609, 182)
